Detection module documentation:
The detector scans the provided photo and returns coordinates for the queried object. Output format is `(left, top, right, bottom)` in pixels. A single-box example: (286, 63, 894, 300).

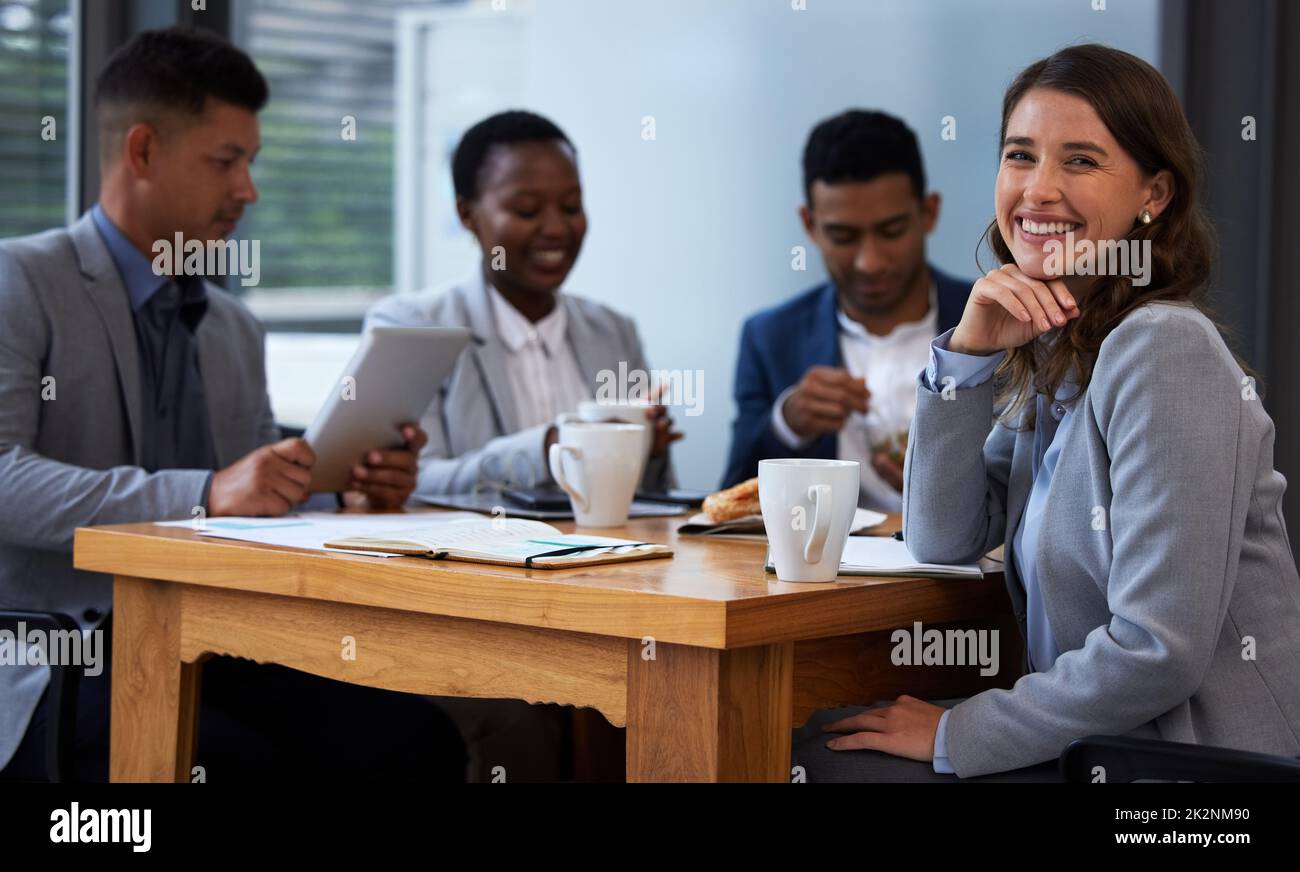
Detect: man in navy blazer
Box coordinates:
(723, 111, 972, 511)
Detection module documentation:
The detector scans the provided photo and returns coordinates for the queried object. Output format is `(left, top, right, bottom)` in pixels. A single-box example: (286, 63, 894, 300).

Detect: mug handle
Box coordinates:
(803, 484, 832, 564)
(548, 443, 588, 512)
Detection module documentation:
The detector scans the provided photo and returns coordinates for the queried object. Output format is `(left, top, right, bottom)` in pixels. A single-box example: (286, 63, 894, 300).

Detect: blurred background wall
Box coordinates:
(4, 0, 1296, 529)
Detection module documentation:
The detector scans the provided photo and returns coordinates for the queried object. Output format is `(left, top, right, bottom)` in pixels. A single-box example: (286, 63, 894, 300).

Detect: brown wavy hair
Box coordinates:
(981, 44, 1221, 428)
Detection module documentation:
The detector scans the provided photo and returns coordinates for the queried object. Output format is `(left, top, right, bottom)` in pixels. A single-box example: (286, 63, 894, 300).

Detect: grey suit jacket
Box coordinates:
(364, 272, 675, 497)
(903, 300, 1300, 777)
(0, 214, 280, 769)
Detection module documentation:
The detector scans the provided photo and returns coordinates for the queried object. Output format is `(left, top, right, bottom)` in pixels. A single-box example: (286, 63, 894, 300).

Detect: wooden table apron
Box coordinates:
(72, 512, 1017, 782)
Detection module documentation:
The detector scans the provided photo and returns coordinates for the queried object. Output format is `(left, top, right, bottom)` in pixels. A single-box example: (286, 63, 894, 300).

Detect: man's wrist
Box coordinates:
(780, 395, 804, 437)
(771, 387, 813, 449)
(201, 471, 216, 514)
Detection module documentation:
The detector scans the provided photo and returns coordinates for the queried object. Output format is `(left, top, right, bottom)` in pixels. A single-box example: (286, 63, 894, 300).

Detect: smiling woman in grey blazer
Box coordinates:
(794, 44, 1300, 781)
(366, 111, 677, 499)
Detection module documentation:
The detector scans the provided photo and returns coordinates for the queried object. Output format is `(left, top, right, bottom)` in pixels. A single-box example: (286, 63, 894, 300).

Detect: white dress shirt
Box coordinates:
(487, 282, 591, 431)
(772, 283, 938, 512)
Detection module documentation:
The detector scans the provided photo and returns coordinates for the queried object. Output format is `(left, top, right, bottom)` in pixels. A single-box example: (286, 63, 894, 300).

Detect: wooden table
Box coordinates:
(73, 510, 1017, 782)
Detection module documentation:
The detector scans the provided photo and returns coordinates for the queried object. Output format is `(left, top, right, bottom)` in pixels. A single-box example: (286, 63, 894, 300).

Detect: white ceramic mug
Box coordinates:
(758, 458, 860, 582)
(547, 422, 645, 527)
(564, 402, 655, 470)
(559, 399, 654, 479)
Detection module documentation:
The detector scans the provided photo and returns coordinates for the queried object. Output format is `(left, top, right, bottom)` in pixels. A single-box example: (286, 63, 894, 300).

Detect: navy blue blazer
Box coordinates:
(721, 265, 972, 488)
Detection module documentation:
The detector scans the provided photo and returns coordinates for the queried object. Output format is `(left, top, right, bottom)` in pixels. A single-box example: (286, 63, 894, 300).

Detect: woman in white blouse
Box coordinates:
(366, 110, 679, 497)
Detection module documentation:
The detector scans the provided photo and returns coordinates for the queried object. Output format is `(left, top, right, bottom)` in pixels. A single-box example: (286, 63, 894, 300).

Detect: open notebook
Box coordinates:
(324, 517, 672, 569)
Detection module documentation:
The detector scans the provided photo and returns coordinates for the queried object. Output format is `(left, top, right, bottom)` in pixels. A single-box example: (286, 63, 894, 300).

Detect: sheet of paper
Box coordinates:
(838, 536, 982, 577)
(154, 512, 483, 556)
(851, 508, 889, 532)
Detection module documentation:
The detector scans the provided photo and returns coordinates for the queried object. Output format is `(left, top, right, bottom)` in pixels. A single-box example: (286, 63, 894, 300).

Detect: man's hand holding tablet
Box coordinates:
(206, 426, 426, 516)
(207, 326, 468, 516)
(303, 325, 470, 500)
(209, 437, 318, 517)
(339, 423, 427, 509)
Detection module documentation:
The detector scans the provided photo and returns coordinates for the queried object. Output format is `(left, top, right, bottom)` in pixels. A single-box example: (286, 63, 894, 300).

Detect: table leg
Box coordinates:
(625, 640, 793, 782)
(110, 576, 202, 782)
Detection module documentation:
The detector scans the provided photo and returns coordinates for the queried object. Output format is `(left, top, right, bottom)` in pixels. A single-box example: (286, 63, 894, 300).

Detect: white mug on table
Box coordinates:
(547, 421, 644, 527)
(557, 399, 654, 480)
(758, 458, 859, 582)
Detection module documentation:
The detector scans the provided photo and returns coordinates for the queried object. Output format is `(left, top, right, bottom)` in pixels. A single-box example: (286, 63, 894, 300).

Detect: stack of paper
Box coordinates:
(765, 535, 983, 579)
(838, 537, 983, 578)
(155, 512, 483, 556)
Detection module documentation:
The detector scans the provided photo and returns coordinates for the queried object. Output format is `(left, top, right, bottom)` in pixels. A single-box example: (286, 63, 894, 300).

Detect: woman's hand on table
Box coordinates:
(822, 695, 946, 762)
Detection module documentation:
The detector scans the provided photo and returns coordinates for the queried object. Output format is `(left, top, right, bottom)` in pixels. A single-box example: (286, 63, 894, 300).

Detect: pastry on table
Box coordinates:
(701, 477, 761, 523)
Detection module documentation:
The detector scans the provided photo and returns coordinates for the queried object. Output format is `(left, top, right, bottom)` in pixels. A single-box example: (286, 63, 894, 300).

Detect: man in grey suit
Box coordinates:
(0, 27, 463, 781)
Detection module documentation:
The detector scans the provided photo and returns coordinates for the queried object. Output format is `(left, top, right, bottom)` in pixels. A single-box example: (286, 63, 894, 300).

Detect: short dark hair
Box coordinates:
(802, 110, 925, 205)
(451, 110, 576, 202)
(94, 26, 268, 159)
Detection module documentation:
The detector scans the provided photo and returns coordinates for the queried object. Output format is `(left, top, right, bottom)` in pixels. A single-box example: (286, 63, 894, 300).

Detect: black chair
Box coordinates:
(1060, 734, 1300, 782)
(2, 425, 306, 783)
(0, 610, 83, 782)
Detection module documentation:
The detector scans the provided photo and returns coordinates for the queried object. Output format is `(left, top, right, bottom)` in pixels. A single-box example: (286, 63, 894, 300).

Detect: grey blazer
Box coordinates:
(0, 214, 280, 768)
(903, 300, 1300, 778)
(364, 272, 675, 497)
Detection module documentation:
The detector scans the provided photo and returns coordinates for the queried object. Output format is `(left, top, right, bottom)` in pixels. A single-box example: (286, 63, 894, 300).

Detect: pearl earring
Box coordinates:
(1139, 209, 1153, 224)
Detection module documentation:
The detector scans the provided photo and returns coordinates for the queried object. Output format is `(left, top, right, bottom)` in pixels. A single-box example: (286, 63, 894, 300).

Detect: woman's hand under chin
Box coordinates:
(949, 264, 1079, 355)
